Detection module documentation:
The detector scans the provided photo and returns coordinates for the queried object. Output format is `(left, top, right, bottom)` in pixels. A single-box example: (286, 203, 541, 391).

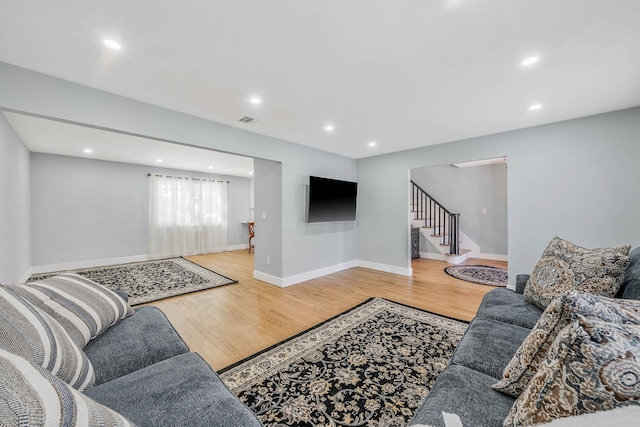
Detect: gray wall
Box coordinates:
(358, 107, 640, 284)
(0, 62, 357, 280)
(411, 163, 508, 255)
(0, 114, 31, 283)
(31, 153, 251, 266)
(253, 159, 283, 276)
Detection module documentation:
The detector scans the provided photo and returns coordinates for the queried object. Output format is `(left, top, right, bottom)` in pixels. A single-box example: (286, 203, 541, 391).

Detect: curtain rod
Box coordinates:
(147, 173, 229, 183)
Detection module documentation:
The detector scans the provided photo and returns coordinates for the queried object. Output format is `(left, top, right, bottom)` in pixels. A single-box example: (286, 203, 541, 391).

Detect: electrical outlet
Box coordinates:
(266, 257, 270, 265)
(261, 211, 267, 219)
(482, 208, 487, 214)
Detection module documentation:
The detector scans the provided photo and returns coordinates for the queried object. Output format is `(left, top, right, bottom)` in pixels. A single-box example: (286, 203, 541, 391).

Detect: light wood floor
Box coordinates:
(145, 251, 507, 371)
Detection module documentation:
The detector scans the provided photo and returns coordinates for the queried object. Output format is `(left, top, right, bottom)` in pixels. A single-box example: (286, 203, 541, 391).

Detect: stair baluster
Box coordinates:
(410, 181, 460, 256)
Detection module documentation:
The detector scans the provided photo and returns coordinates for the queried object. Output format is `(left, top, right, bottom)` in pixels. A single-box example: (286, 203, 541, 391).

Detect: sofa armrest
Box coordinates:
(515, 274, 530, 294)
(114, 289, 129, 302)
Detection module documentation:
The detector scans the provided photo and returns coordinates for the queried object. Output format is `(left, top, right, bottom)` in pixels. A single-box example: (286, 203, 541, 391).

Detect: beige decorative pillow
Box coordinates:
(16, 272, 134, 348)
(493, 292, 640, 397)
(524, 237, 630, 309)
(0, 348, 135, 426)
(0, 286, 95, 391)
(504, 317, 640, 426)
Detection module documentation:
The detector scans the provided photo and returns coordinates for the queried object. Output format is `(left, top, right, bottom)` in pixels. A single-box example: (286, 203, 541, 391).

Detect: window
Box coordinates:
(148, 175, 228, 257)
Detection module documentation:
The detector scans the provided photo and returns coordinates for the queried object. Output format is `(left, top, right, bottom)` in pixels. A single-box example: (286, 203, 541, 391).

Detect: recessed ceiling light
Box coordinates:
(104, 39, 122, 50)
(156, 159, 163, 163)
(249, 97, 262, 104)
(83, 148, 93, 153)
(529, 103, 543, 111)
(324, 124, 335, 132)
(208, 166, 214, 170)
(368, 141, 377, 147)
(249, 172, 254, 175)
(522, 56, 539, 66)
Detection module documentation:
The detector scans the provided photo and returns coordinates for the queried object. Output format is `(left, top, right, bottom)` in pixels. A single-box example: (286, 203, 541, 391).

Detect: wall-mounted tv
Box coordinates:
(307, 176, 358, 223)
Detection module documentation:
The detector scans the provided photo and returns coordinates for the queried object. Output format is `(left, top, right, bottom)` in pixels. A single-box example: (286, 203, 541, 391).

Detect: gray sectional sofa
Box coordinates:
(82, 303, 262, 427)
(409, 246, 640, 427)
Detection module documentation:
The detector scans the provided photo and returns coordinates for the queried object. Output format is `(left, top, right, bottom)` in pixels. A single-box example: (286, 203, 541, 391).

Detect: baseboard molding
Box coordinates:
(283, 261, 358, 287)
(355, 260, 413, 277)
(227, 244, 250, 251)
(477, 253, 509, 262)
(253, 270, 285, 287)
(254, 261, 358, 288)
(419, 251, 508, 263)
(30, 254, 151, 276)
(28, 246, 254, 278)
(254, 259, 413, 287)
(419, 252, 446, 261)
(19, 267, 34, 284)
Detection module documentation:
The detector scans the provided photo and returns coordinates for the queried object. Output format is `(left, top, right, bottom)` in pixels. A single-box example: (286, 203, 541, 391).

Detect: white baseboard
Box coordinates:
(419, 252, 446, 261)
(253, 270, 285, 287)
(19, 268, 34, 284)
(477, 253, 509, 262)
(419, 251, 508, 263)
(254, 259, 413, 288)
(28, 245, 254, 278)
(282, 261, 358, 287)
(254, 261, 358, 288)
(355, 260, 412, 277)
(30, 254, 151, 276)
(227, 244, 250, 251)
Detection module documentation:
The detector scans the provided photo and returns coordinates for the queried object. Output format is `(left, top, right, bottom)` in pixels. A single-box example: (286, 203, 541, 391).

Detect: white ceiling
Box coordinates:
(1, 0, 639, 159)
(3, 112, 254, 177)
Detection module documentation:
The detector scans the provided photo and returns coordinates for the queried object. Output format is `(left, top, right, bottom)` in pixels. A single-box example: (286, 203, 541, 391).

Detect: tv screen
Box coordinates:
(307, 176, 357, 223)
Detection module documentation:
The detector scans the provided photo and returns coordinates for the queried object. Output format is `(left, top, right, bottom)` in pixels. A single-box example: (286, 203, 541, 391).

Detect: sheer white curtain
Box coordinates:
(148, 175, 228, 258)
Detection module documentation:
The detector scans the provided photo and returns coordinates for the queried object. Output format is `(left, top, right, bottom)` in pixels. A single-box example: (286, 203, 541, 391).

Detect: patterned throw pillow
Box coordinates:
(0, 348, 135, 426)
(493, 292, 640, 397)
(0, 286, 95, 390)
(504, 317, 640, 426)
(15, 272, 134, 348)
(524, 237, 630, 309)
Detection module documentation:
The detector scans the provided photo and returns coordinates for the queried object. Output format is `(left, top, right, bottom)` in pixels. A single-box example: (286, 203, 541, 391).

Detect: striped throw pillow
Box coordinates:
(0, 348, 135, 426)
(16, 273, 134, 348)
(0, 286, 95, 390)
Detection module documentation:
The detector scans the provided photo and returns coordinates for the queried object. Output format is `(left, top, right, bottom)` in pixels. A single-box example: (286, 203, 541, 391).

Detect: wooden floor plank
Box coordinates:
(144, 251, 507, 371)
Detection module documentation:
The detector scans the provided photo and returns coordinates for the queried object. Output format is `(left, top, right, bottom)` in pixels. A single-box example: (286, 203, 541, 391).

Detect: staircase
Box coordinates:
(410, 180, 473, 264)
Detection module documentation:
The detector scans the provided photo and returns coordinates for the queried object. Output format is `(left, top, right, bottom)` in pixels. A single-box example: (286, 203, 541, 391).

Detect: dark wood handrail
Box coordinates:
(410, 180, 460, 255)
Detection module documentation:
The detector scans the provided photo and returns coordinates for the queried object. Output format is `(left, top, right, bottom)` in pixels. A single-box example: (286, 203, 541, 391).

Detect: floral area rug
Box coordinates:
(27, 257, 237, 305)
(219, 298, 467, 426)
(444, 264, 508, 287)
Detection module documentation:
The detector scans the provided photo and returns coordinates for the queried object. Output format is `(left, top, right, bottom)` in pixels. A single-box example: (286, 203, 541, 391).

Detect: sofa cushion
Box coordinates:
(451, 318, 531, 379)
(504, 318, 640, 426)
(617, 246, 640, 300)
(515, 274, 529, 294)
(0, 348, 134, 426)
(476, 288, 543, 329)
(494, 291, 640, 398)
(408, 365, 515, 427)
(17, 272, 134, 348)
(524, 237, 630, 309)
(85, 352, 263, 427)
(0, 286, 95, 390)
(84, 306, 189, 385)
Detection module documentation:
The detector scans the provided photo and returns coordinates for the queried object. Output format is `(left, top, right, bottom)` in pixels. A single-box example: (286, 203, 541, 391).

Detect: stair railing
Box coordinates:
(410, 180, 460, 255)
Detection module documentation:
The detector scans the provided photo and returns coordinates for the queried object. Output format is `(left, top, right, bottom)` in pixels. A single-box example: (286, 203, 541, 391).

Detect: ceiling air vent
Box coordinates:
(238, 116, 258, 124)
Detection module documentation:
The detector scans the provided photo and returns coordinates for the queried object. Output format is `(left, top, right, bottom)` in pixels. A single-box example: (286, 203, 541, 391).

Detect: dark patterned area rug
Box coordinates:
(444, 264, 507, 287)
(28, 257, 237, 305)
(219, 298, 467, 426)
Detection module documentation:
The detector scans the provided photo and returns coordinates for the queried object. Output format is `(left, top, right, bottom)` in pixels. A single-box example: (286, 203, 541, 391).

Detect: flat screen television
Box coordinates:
(307, 176, 357, 223)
